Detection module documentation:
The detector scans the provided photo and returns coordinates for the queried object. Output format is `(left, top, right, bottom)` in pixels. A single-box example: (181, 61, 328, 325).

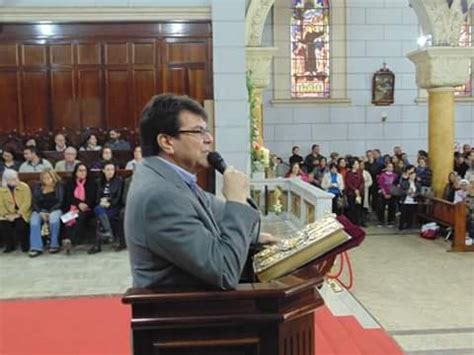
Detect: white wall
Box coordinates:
(263, 0, 474, 163)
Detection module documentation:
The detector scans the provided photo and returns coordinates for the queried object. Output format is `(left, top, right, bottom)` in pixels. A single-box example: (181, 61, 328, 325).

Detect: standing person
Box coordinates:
(399, 170, 420, 230)
(337, 157, 348, 180)
(344, 159, 364, 226)
(416, 156, 432, 188)
(365, 150, 383, 214)
(443, 172, 459, 202)
(312, 157, 329, 188)
(126, 94, 277, 290)
(377, 163, 398, 226)
(28, 168, 64, 257)
(0, 169, 31, 252)
(88, 162, 123, 254)
(454, 152, 468, 178)
(360, 160, 373, 226)
(304, 144, 324, 173)
(322, 163, 344, 215)
(62, 163, 97, 254)
(286, 162, 309, 182)
(289, 146, 304, 167)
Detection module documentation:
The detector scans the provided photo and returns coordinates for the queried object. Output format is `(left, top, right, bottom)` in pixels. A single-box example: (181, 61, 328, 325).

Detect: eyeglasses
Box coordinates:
(177, 127, 211, 139)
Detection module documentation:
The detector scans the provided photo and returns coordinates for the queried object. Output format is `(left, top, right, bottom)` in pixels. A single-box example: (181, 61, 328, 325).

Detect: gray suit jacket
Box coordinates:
(125, 157, 260, 290)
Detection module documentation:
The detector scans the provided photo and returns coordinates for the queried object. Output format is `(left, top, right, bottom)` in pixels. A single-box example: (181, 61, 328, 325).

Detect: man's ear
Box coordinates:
(157, 134, 175, 155)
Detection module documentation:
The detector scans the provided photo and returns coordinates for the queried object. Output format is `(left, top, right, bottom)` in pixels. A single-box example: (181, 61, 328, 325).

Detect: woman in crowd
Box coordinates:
(360, 160, 373, 224)
(312, 157, 329, 188)
(322, 163, 344, 215)
(337, 157, 348, 180)
(377, 162, 398, 226)
(88, 162, 123, 254)
(0, 148, 21, 174)
(443, 172, 459, 202)
(454, 179, 469, 203)
(399, 170, 420, 230)
(286, 162, 309, 182)
(28, 168, 64, 257)
(62, 163, 97, 254)
(344, 159, 365, 226)
(80, 133, 102, 152)
(91, 147, 114, 171)
(125, 146, 143, 171)
(0, 169, 31, 252)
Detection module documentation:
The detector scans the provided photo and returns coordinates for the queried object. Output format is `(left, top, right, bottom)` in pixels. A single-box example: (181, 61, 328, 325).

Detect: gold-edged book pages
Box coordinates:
(254, 215, 351, 282)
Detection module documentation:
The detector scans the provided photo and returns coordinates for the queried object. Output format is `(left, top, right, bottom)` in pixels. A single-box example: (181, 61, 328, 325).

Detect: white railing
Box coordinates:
(250, 177, 334, 227)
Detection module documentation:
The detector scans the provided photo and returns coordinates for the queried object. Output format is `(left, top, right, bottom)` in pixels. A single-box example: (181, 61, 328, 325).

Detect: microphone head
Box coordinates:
(207, 151, 227, 174)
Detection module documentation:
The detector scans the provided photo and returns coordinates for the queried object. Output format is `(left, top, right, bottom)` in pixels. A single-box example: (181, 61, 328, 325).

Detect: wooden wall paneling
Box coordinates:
(106, 69, 132, 129)
(105, 41, 129, 65)
(50, 43, 73, 66)
(164, 67, 189, 95)
(187, 66, 206, 103)
(50, 69, 78, 129)
(78, 68, 103, 128)
(0, 71, 21, 131)
(0, 43, 19, 67)
(21, 43, 47, 67)
(77, 42, 101, 65)
(132, 69, 156, 126)
(20, 70, 49, 130)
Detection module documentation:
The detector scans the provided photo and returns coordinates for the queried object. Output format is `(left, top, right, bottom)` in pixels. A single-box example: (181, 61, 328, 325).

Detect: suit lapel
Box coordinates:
(142, 157, 221, 235)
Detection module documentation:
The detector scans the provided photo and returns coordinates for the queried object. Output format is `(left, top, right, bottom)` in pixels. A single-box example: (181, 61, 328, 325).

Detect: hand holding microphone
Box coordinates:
(207, 152, 249, 205)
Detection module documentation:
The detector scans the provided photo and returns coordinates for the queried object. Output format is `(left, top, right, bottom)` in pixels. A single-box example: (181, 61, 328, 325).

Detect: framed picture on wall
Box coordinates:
(372, 64, 395, 106)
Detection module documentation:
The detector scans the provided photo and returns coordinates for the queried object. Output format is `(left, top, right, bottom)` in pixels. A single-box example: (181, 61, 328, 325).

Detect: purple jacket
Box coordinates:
(377, 171, 398, 195)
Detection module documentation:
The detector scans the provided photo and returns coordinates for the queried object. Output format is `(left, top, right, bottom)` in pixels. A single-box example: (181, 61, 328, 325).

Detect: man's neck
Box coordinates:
(158, 154, 196, 175)
(31, 157, 40, 165)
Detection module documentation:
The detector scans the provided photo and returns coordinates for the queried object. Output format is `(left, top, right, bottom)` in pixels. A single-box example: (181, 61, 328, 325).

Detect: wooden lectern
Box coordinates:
(123, 216, 365, 355)
(122, 263, 325, 355)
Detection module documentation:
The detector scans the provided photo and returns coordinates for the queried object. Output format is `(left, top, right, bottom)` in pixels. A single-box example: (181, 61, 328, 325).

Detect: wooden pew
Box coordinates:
(418, 196, 473, 252)
(42, 150, 133, 169)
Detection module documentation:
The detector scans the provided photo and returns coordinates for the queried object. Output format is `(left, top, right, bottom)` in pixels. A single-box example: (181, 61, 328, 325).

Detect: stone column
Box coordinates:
(407, 0, 474, 197)
(246, 47, 278, 145)
(408, 47, 474, 197)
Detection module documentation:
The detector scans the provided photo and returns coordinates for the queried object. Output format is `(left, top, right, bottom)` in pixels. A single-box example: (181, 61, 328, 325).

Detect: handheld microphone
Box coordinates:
(207, 151, 227, 174)
(207, 151, 259, 211)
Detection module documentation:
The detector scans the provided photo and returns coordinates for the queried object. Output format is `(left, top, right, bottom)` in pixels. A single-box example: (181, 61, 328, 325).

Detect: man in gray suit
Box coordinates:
(125, 94, 275, 290)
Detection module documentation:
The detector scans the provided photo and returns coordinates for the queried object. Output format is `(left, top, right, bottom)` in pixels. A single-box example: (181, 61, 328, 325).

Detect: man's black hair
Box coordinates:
(139, 94, 208, 157)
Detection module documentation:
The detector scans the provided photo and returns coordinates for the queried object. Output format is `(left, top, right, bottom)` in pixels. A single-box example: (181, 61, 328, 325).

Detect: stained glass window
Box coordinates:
(290, 0, 330, 98)
(455, 19, 472, 96)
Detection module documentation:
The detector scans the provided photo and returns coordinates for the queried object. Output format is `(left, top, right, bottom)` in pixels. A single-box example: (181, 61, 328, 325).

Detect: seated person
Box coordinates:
(115, 174, 132, 252)
(53, 133, 67, 152)
(91, 147, 115, 171)
(55, 147, 80, 172)
(79, 133, 102, 151)
(0, 148, 21, 173)
(28, 169, 64, 257)
(454, 179, 469, 203)
(62, 163, 97, 254)
(104, 129, 131, 151)
(399, 170, 421, 230)
(19, 146, 53, 173)
(443, 172, 459, 202)
(88, 162, 123, 255)
(125, 146, 143, 170)
(24, 137, 37, 148)
(0, 169, 32, 252)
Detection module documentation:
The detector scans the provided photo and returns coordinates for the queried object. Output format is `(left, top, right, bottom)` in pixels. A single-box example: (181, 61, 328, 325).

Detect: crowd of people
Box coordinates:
(269, 143, 474, 232)
(0, 129, 141, 257)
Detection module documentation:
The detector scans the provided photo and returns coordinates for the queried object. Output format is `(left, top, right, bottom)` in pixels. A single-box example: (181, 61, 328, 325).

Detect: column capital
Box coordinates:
(409, 0, 473, 46)
(246, 46, 278, 91)
(407, 46, 474, 89)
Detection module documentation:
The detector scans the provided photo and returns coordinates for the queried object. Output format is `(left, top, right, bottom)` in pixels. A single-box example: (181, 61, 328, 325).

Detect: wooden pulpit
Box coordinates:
(122, 263, 324, 355)
(123, 216, 365, 355)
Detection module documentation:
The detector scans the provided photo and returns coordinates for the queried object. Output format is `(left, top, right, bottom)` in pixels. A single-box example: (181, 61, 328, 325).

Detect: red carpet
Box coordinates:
(0, 296, 402, 355)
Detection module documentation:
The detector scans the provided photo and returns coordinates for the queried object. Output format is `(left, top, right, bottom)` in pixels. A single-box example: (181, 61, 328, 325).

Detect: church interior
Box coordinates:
(0, 0, 473, 354)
